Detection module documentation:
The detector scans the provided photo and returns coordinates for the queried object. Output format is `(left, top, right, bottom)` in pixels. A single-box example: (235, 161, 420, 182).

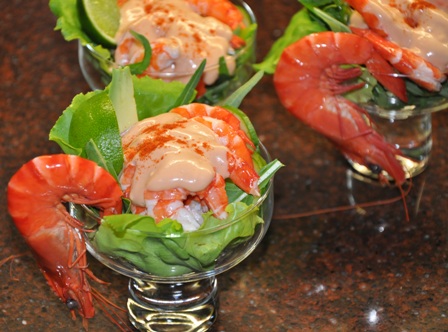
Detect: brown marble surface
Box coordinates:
(1, 1, 448, 331)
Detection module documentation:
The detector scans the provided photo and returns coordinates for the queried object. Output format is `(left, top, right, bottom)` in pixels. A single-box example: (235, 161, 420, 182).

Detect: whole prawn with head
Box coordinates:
(274, 31, 408, 187)
(7, 154, 125, 330)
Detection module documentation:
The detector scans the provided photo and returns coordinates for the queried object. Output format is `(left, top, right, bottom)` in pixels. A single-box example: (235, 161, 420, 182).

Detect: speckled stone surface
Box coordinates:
(1, 1, 448, 331)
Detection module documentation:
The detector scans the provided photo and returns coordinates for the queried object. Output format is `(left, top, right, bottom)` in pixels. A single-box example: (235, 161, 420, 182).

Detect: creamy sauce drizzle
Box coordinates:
(120, 112, 229, 206)
(115, 0, 236, 84)
(350, 0, 448, 73)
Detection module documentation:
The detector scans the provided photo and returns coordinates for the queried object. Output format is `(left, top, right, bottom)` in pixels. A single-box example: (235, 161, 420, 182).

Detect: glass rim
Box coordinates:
(79, 0, 257, 78)
(359, 98, 448, 119)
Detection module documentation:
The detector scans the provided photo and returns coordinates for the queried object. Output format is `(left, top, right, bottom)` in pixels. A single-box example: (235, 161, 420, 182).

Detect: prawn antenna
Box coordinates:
(273, 180, 412, 221)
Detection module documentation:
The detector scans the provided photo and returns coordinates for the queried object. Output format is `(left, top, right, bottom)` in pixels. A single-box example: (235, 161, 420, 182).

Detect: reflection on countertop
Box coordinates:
(1, 0, 447, 331)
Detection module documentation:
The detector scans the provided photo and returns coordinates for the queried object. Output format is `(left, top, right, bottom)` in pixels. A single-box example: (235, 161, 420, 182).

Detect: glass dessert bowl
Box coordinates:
(78, 0, 257, 105)
(70, 144, 274, 332)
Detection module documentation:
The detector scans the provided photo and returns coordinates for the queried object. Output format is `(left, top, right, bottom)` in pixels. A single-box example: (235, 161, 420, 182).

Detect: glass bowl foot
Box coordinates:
(127, 277, 219, 331)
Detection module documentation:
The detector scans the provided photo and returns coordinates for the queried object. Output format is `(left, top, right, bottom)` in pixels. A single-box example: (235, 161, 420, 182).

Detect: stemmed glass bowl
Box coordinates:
(70, 144, 274, 332)
(78, 0, 257, 105)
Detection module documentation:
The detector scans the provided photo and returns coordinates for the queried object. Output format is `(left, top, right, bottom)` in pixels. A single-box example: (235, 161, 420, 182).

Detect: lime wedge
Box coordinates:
(68, 91, 124, 173)
(79, 0, 120, 48)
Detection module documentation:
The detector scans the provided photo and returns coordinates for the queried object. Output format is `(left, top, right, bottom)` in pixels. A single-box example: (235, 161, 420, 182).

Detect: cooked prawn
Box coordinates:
(185, 0, 245, 30)
(170, 102, 256, 151)
(170, 103, 259, 194)
(142, 173, 229, 229)
(7, 154, 123, 329)
(273, 31, 407, 185)
(119, 104, 259, 230)
(346, 0, 448, 91)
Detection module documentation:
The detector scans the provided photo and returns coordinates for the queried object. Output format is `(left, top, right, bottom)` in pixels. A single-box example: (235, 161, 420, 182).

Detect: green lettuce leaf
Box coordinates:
(253, 9, 326, 74)
(49, 0, 87, 43)
(220, 70, 264, 109)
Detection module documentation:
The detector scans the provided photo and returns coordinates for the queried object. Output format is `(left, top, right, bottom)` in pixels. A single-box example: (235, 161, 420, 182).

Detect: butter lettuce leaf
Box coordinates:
(49, 0, 86, 43)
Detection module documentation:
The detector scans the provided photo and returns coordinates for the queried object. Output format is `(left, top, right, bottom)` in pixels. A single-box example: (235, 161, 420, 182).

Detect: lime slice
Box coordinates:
(79, 0, 120, 48)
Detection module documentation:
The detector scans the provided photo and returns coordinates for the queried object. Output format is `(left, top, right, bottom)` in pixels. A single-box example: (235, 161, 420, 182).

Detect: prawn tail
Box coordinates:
(228, 154, 260, 196)
(197, 174, 229, 219)
(352, 27, 446, 92)
(365, 51, 408, 102)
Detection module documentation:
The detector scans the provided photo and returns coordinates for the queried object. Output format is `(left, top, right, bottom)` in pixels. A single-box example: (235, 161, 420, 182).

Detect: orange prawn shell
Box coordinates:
(8, 154, 123, 237)
(273, 32, 407, 185)
(7, 154, 123, 320)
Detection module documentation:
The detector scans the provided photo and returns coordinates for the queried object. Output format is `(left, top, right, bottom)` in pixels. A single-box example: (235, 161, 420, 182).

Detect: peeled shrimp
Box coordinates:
(185, 0, 245, 30)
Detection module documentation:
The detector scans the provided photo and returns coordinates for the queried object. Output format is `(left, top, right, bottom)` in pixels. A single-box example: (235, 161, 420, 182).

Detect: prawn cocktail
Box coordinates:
(258, 0, 448, 185)
(50, 0, 257, 104)
(7, 68, 281, 326)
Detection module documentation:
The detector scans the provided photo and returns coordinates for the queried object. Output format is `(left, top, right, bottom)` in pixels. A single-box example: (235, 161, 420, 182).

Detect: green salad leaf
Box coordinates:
(50, 0, 89, 44)
(220, 70, 264, 109)
(127, 31, 152, 75)
(49, 69, 189, 175)
(253, 9, 326, 74)
(299, 0, 352, 29)
(108, 67, 139, 133)
(174, 60, 205, 106)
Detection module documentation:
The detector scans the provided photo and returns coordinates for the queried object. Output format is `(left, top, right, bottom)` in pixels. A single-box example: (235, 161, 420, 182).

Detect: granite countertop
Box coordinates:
(1, 1, 448, 331)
